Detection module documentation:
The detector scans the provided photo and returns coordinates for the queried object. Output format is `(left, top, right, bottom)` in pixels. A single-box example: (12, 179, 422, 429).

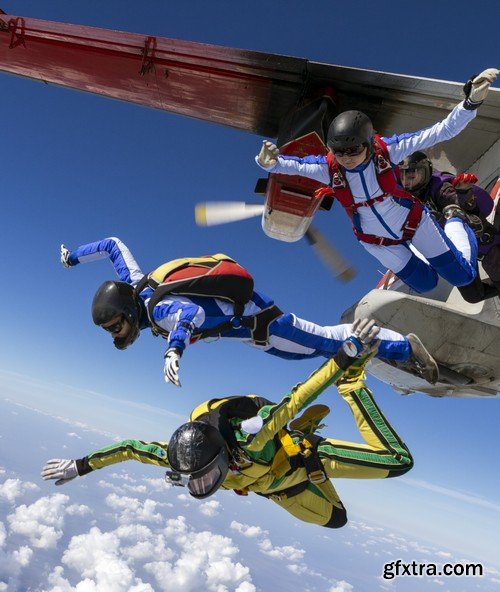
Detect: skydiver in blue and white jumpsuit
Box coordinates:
(60, 237, 438, 386)
(255, 69, 499, 293)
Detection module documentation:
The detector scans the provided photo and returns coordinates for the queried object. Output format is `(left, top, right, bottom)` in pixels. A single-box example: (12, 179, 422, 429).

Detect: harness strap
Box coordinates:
(323, 136, 424, 245)
(257, 433, 341, 508)
(256, 480, 310, 502)
(301, 433, 327, 484)
(193, 305, 283, 346)
(353, 199, 423, 245)
(135, 271, 277, 343)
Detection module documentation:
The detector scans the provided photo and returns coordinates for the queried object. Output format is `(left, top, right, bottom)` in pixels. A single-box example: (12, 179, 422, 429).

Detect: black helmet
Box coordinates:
(327, 110, 373, 152)
(91, 280, 141, 350)
(399, 151, 433, 192)
(167, 421, 229, 499)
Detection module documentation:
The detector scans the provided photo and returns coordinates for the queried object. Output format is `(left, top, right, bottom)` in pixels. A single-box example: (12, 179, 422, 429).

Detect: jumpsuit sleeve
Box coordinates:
(75, 439, 170, 475)
(66, 237, 144, 286)
(152, 298, 206, 352)
(243, 358, 345, 455)
(255, 154, 331, 184)
(385, 101, 477, 164)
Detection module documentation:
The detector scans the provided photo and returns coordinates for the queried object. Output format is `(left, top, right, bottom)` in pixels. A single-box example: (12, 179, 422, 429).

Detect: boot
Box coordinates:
(289, 404, 330, 435)
(405, 334, 439, 385)
(442, 204, 469, 222)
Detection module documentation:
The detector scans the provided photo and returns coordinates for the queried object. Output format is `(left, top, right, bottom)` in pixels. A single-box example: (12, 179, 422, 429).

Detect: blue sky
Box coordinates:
(0, 1, 499, 590)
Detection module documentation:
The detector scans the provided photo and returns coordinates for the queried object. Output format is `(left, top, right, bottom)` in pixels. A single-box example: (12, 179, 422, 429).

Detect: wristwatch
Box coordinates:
(341, 336, 363, 358)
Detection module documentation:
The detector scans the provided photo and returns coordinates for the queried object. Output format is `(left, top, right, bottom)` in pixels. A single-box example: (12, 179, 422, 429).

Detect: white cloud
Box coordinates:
(11, 546, 32, 567)
(47, 534, 155, 591)
(105, 493, 164, 524)
(7, 493, 69, 548)
(0, 531, 33, 591)
(230, 521, 266, 538)
(66, 504, 91, 516)
(176, 493, 192, 502)
(145, 528, 253, 592)
(143, 477, 168, 492)
(0, 522, 5, 547)
(329, 581, 354, 592)
(0, 478, 39, 503)
(66, 432, 82, 439)
(199, 500, 220, 517)
(258, 538, 305, 562)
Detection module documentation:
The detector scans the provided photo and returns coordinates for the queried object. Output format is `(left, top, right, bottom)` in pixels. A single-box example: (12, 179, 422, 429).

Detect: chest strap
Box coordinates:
(256, 433, 342, 508)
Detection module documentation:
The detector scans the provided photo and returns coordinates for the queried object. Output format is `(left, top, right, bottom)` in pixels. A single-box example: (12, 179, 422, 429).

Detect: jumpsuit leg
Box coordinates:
(362, 211, 477, 292)
(261, 315, 410, 362)
(411, 213, 477, 287)
(481, 244, 500, 293)
(267, 379, 413, 529)
(363, 241, 439, 293)
(320, 383, 413, 480)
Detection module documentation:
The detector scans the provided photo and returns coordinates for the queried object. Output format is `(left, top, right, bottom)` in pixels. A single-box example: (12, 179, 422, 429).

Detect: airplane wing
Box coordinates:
(0, 14, 499, 183)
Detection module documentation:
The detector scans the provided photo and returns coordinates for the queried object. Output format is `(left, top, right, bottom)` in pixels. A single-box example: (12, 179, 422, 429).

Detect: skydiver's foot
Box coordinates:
(406, 334, 439, 385)
(289, 404, 330, 435)
(442, 204, 468, 222)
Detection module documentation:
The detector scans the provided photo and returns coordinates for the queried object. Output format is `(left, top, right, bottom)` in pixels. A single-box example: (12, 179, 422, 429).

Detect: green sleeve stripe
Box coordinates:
(88, 439, 169, 470)
(350, 388, 411, 460)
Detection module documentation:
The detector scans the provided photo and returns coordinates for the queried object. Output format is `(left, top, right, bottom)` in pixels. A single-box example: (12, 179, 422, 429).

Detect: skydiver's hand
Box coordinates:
(41, 459, 78, 486)
(334, 318, 380, 370)
(352, 318, 380, 353)
(464, 68, 499, 108)
(452, 173, 478, 191)
(60, 244, 71, 268)
(257, 140, 279, 169)
(164, 348, 182, 387)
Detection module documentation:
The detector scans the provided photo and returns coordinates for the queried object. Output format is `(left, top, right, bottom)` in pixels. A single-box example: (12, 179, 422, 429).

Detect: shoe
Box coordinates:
(289, 404, 330, 435)
(406, 334, 439, 385)
(442, 204, 468, 222)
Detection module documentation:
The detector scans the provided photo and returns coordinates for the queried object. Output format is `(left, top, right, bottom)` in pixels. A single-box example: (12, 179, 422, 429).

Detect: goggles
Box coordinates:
(332, 144, 366, 158)
(101, 315, 125, 334)
(186, 447, 229, 499)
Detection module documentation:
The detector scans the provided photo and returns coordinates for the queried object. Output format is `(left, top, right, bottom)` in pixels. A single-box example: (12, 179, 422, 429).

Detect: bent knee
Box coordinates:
(396, 259, 438, 293)
(323, 506, 348, 529)
(386, 457, 414, 478)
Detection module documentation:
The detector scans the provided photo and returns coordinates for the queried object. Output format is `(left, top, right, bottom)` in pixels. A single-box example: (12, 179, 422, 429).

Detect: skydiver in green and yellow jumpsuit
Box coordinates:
(41, 320, 413, 528)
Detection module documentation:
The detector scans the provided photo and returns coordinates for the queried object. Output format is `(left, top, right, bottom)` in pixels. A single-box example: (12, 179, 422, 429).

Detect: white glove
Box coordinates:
(257, 140, 279, 169)
(41, 459, 78, 486)
(335, 318, 380, 370)
(164, 348, 182, 387)
(351, 318, 380, 353)
(465, 68, 499, 105)
(60, 244, 71, 268)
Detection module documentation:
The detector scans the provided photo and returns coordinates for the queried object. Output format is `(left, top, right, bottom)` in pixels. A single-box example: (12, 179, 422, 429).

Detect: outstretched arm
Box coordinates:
(243, 320, 380, 455)
(60, 237, 144, 286)
(255, 140, 330, 183)
(386, 68, 499, 164)
(41, 439, 169, 486)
